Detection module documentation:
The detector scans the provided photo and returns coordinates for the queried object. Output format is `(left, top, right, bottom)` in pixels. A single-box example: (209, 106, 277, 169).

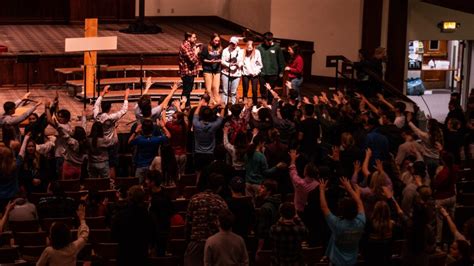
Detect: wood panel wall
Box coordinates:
(0, 0, 135, 23)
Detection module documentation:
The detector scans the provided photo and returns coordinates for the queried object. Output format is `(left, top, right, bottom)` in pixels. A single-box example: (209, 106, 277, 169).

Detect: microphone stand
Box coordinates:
(140, 54, 144, 95)
(226, 48, 234, 106)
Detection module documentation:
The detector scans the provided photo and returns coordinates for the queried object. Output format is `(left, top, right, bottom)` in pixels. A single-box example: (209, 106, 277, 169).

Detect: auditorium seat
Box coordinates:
(97, 190, 118, 202)
(169, 225, 185, 240)
(163, 186, 178, 200)
(178, 174, 197, 192)
(457, 193, 474, 206)
(94, 243, 118, 260)
(456, 181, 474, 194)
(168, 239, 186, 258)
(65, 191, 88, 202)
(41, 217, 75, 232)
(149, 256, 179, 266)
(13, 231, 48, 247)
(182, 186, 198, 199)
(85, 216, 107, 229)
(29, 193, 52, 206)
(20, 245, 45, 263)
(9, 220, 40, 233)
(428, 252, 447, 266)
(87, 229, 113, 244)
(0, 232, 13, 247)
(0, 247, 20, 264)
(58, 179, 81, 192)
(114, 177, 139, 190)
(303, 246, 324, 265)
(454, 206, 474, 228)
(172, 199, 189, 214)
(83, 178, 111, 191)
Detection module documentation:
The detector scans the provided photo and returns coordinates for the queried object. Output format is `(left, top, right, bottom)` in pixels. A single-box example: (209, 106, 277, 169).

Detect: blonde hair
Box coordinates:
(0, 144, 16, 177)
(370, 170, 389, 196)
(245, 41, 256, 59)
(341, 132, 355, 148)
(371, 201, 393, 239)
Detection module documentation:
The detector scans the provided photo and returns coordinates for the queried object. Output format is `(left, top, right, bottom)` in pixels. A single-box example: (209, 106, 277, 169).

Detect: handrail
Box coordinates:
(326, 55, 416, 105)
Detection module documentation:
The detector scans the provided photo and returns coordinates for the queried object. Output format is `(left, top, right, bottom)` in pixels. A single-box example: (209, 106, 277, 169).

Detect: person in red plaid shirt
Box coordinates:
(178, 32, 201, 107)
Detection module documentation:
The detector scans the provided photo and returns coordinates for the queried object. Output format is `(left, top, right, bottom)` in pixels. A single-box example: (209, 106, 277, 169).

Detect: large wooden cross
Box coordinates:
(65, 18, 117, 108)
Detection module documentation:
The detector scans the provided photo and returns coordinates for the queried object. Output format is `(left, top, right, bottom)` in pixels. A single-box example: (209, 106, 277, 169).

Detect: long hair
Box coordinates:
(89, 122, 104, 149)
(0, 144, 16, 178)
(288, 43, 301, 63)
(72, 126, 87, 154)
(369, 171, 389, 197)
(23, 139, 40, 171)
(245, 40, 256, 59)
(174, 112, 188, 133)
(371, 201, 393, 239)
(207, 33, 222, 54)
(427, 119, 443, 146)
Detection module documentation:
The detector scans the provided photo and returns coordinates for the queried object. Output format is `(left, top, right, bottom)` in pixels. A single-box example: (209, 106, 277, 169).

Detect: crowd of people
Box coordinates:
(0, 30, 472, 266)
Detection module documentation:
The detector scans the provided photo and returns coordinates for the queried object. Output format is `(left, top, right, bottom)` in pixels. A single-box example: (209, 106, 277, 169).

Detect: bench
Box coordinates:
(66, 76, 204, 88)
(55, 65, 202, 76)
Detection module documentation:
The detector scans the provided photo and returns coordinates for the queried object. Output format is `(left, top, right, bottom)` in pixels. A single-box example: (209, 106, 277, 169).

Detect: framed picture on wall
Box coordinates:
(429, 40, 439, 50)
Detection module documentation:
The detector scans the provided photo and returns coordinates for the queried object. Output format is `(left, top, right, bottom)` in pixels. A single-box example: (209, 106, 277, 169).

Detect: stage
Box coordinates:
(0, 18, 240, 86)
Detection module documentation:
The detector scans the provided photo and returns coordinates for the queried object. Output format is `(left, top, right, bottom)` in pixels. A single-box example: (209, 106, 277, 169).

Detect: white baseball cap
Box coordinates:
(229, 36, 239, 45)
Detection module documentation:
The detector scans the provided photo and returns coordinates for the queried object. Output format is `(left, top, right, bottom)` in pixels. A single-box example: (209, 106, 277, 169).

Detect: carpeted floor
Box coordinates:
(0, 22, 239, 56)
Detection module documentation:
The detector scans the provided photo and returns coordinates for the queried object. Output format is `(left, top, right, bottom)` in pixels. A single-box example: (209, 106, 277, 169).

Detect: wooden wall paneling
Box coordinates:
(386, 0, 408, 92)
(361, 0, 383, 55)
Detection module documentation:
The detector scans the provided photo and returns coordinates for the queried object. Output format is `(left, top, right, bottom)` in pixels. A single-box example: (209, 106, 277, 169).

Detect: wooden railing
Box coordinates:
(326, 55, 416, 105)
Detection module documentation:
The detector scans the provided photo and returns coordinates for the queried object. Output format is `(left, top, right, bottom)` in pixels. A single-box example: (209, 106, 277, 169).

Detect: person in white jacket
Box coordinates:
(221, 36, 244, 105)
(242, 40, 263, 105)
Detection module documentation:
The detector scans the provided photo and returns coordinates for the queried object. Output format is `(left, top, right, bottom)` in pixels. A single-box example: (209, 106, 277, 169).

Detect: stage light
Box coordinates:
(438, 21, 460, 33)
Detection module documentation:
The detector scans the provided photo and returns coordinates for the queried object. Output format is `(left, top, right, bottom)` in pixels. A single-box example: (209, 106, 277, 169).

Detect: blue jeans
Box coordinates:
(291, 77, 303, 100)
(221, 74, 240, 104)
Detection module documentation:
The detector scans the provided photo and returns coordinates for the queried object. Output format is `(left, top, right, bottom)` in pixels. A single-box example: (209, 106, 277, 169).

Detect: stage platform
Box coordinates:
(0, 19, 240, 86)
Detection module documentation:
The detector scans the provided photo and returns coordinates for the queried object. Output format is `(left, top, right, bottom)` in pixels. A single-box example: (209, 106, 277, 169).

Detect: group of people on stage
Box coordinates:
(178, 31, 304, 105)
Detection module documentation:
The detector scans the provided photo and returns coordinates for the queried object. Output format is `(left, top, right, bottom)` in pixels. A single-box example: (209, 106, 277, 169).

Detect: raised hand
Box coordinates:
(171, 82, 179, 91)
(302, 96, 310, 104)
(264, 83, 272, 91)
(381, 186, 394, 199)
(319, 179, 328, 192)
(365, 148, 372, 159)
(145, 77, 153, 90)
(312, 95, 319, 105)
(76, 204, 86, 221)
(285, 81, 292, 90)
(103, 85, 110, 94)
(339, 177, 352, 191)
(439, 206, 449, 218)
(375, 159, 384, 172)
(22, 92, 31, 100)
(288, 150, 299, 163)
(124, 88, 130, 100)
(353, 161, 361, 173)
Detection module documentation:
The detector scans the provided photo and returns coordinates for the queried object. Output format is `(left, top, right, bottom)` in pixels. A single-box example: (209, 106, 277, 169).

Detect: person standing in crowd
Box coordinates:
(128, 119, 168, 183)
(192, 98, 224, 174)
(204, 209, 249, 266)
(184, 174, 228, 266)
(257, 32, 285, 103)
(36, 205, 89, 266)
(270, 202, 308, 266)
(221, 36, 243, 104)
(93, 86, 129, 179)
(285, 43, 304, 100)
(0, 92, 41, 141)
(242, 39, 262, 105)
(178, 32, 201, 107)
(320, 178, 366, 266)
(200, 33, 222, 104)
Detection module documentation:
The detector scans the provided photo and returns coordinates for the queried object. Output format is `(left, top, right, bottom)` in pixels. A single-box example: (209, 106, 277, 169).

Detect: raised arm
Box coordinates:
(340, 177, 364, 214)
(319, 179, 330, 216)
(362, 148, 372, 178)
(0, 201, 15, 233)
(158, 113, 171, 139)
(108, 88, 130, 121)
(73, 205, 89, 251)
(377, 93, 395, 110)
(143, 77, 153, 95)
(93, 85, 109, 118)
(19, 133, 30, 159)
(159, 82, 179, 110)
(6, 102, 41, 125)
(128, 124, 142, 145)
(440, 206, 462, 239)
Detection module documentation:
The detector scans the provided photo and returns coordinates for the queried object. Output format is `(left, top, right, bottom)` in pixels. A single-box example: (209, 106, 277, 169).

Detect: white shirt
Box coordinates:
(242, 49, 263, 76)
(221, 46, 244, 77)
(93, 96, 128, 144)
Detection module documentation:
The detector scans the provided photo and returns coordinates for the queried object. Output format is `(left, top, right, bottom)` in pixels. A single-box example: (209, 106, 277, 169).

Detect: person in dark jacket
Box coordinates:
(255, 179, 281, 261)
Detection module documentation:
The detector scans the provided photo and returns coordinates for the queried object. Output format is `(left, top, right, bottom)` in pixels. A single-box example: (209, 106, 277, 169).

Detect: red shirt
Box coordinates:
(178, 40, 201, 77)
(433, 166, 458, 199)
(166, 121, 187, 155)
(288, 55, 303, 79)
